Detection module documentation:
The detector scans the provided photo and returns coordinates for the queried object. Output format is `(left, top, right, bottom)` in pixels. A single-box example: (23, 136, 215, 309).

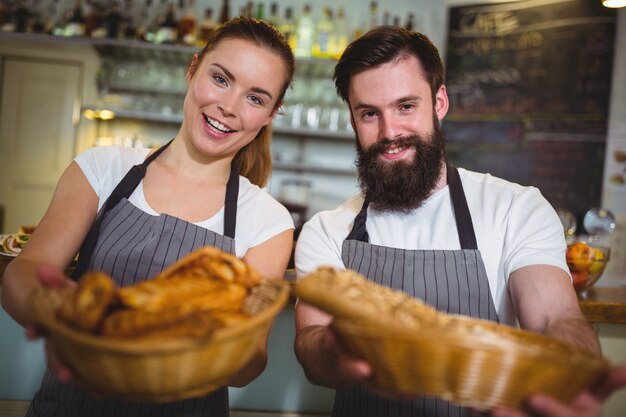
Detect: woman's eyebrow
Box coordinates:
(212, 63, 273, 101)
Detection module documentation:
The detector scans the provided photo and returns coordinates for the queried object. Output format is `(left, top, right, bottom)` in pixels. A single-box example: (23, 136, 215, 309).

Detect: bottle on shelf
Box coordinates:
(242, 1, 253, 18)
(254, 2, 264, 21)
(122, 0, 139, 40)
(197, 7, 215, 45)
(313, 7, 334, 59)
(31, 0, 47, 33)
(177, 0, 196, 45)
(104, 0, 123, 39)
(139, 0, 158, 41)
(14, 0, 32, 33)
(218, 0, 229, 24)
(45, 0, 64, 35)
(279, 6, 295, 50)
(86, 0, 106, 38)
(155, 2, 177, 44)
(368, 1, 378, 30)
(333, 6, 349, 59)
(294, 4, 314, 58)
(382, 10, 390, 26)
(64, 0, 86, 37)
(267, 2, 279, 27)
(405, 12, 414, 31)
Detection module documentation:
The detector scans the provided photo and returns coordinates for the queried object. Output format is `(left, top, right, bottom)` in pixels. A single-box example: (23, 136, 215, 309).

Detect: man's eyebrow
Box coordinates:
(352, 95, 422, 111)
(212, 63, 274, 101)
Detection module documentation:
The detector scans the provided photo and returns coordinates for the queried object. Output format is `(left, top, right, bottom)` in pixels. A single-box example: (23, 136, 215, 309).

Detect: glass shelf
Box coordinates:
(273, 162, 356, 177)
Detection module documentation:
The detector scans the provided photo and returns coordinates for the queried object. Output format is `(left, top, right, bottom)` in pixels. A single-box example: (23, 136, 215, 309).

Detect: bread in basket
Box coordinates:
(294, 266, 609, 410)
(29, 247, 289, 402)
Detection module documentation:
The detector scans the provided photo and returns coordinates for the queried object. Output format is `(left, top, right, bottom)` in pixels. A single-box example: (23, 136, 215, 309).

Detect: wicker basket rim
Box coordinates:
(334, 314, 608, 370)
(30, 281, 290, 354)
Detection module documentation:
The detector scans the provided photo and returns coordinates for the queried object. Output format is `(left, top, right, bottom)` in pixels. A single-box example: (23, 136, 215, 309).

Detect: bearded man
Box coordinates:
(293, 26, 626, 417)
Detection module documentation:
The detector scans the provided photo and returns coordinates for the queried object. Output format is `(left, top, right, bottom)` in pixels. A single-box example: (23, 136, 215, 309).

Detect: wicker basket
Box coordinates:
(296, 267, 609, 410)
(29, 279, 289, 402)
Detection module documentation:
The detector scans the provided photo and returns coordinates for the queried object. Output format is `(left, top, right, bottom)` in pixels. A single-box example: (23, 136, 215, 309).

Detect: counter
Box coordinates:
(4, 256, 626, 323)
(579, 286, 626, 324)
(2, 255, 625, 415)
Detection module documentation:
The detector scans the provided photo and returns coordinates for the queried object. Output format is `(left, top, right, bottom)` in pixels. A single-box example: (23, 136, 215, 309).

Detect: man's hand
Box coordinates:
(296, 323, 372, 389)
(489, 366, 626, 417)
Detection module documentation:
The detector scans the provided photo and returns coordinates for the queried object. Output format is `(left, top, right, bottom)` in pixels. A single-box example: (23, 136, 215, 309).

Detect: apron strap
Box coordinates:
(223, 160, 239, 239)
(345, 196, 370, 242)
(447, 162, 478, 250)
(72, 140, 172, 279)
(345, 163, 478, 250)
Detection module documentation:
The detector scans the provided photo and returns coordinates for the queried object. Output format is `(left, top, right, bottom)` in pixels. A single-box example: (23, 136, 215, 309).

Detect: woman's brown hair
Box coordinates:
(189, 17, 295, 187)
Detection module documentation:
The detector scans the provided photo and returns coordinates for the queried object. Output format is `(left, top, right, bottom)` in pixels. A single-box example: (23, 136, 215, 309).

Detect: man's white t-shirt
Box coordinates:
(295, 168, 569, 326)
(75, 145, 294, 258)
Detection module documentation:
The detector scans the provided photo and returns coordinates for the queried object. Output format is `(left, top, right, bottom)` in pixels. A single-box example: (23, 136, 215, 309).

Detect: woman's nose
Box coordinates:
(217, 97, 237, 117)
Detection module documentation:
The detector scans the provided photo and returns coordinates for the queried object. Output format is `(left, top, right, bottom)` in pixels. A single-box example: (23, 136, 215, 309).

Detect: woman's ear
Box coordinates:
(186, 54, 200, 85)
(269, 100, 283, 119)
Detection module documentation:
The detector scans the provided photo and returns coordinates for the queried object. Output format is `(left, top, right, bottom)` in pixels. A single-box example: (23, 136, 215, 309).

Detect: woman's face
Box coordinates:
(183, 37, 287, 159)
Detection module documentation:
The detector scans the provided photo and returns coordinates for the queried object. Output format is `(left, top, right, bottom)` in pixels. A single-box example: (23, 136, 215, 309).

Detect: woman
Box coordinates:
(1, 17, 295, 417)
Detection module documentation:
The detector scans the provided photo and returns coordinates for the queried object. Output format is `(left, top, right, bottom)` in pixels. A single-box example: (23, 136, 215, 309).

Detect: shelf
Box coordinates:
(273, 162, 356, 177)
(0, 32, 198, 63)
(273, 126, 354, 141)
(82, 106, 183, 123)
(81, 105, 355, 141)
(104, 83, 186, 96)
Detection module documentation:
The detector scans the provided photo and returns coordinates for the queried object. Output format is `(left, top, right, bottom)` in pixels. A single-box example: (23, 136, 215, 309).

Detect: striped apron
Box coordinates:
(27, 141, 239, 417)
(334, 164, 499, 417)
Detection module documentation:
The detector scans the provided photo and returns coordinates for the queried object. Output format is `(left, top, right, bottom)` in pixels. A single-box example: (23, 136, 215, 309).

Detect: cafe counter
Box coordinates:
(1, 256, 625, 415)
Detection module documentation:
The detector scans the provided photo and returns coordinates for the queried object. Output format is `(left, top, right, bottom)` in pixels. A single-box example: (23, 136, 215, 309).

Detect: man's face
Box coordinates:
(348, 55, 450, 212)
(348, 54, 448, 161)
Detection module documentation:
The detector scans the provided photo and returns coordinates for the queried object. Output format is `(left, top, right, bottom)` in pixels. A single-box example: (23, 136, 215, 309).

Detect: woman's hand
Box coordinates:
(487, 366, 626, 417)
(26, 263, 77, 383)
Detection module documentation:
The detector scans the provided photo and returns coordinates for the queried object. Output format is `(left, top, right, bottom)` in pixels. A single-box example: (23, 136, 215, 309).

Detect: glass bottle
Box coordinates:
(334, 6, 349, 59)
(267, 2, 279, 27)
(105, 0, 123, 39)
(155, 2, 177, 44)
(197, 7, 215, 45)
(64, 0, 85, 37)
(405, 12, 414, 31)
(294, 4, 314, 58)
(279, 6, 295, 50)
(14, 0, 31, 33)
(122, 0, 139, 40)
(178, 0, 196, 45)
(313, 7, 334, 59)
(368, 1, 378, 30)
(218, 0, 229, 24)
(255, 2, 264, 20)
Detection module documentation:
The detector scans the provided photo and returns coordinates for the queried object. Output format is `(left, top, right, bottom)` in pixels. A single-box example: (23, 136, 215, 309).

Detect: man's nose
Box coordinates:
(378, 115, 401, 140)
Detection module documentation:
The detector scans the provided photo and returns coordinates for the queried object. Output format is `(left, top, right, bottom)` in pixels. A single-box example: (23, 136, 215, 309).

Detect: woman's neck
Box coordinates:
(160, 136, 233, 185)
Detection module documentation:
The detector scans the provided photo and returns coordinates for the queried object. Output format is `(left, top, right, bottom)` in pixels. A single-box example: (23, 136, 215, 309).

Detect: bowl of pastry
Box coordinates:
(29, 247, 289, 402)
(295, 267, 609, 410)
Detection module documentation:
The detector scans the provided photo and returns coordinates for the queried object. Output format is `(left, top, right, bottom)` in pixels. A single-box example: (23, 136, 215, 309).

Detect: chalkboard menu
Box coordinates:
(444, 0, 616, 219)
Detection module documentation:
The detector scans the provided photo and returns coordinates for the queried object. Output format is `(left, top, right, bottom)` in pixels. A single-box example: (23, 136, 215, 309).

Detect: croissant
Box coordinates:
(57, 271, 116, 332)
(55, 247, 269, 339)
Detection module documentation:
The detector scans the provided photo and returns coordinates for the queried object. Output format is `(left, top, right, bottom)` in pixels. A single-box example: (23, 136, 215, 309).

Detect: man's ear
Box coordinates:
(349, 110, 356, 132)
(434, 85, 449, 121)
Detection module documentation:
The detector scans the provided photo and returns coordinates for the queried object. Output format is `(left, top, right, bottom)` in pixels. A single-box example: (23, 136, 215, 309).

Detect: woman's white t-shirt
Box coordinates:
(75, 145, 294, 258)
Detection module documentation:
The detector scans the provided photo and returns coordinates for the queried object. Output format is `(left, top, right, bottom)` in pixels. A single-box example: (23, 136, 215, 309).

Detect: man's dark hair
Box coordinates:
(333, 26, 445, 104)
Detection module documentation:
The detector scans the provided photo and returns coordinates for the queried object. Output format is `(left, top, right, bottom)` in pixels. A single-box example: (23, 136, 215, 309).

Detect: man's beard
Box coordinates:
(356, 121, 447, 213)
